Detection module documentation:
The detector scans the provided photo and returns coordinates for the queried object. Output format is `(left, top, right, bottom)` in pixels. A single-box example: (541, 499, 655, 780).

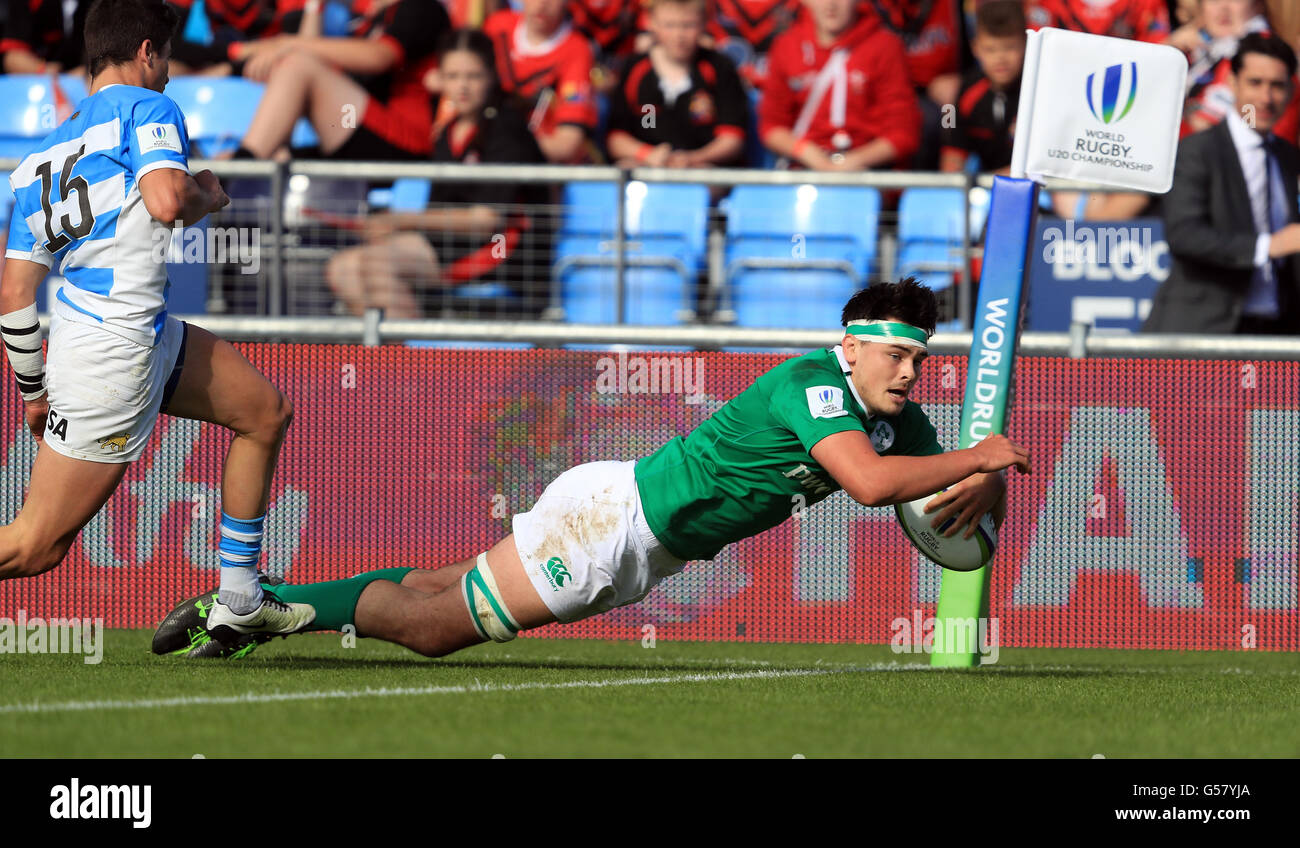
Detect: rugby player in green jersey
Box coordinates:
(155, 277, 1030, 658)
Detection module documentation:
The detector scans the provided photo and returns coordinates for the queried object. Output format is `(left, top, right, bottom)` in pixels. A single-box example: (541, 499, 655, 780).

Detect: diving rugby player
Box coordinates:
(156, 278, 1029, 657)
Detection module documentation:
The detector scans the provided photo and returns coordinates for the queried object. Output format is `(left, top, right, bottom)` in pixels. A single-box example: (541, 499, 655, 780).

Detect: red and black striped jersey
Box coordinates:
(706, 0, 802, 84)
(345, 0, 450, 155)
(1026, 0, 1170, 43)
(484, 9, 599, 132)
(567, 0, 647, 60)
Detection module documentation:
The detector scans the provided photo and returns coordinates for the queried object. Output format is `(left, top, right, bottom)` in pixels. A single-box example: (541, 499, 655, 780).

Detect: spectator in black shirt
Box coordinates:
(1, 0, 92, 74)
(326, 29, 550, 318)
(606, 0, 748, 168)
(940, 0, 1024, 175)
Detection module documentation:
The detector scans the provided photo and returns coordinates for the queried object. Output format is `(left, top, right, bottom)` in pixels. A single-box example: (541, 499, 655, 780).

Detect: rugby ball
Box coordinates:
(894, 492, 997, 571)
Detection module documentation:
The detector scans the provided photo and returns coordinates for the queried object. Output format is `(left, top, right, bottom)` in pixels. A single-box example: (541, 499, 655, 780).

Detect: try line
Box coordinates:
(0, 664, 932, 715)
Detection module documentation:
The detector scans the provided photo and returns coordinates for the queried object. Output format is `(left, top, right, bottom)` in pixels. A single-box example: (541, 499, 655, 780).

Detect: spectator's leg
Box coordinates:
(325, 246, 370, 315)
(242, 52, 371, 158)
(328, 235, 441, 318)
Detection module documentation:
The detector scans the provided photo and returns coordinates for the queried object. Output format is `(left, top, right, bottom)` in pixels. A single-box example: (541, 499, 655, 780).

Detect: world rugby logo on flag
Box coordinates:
(1085, 62, 1138, 125)
(1011, 29, 1186, 193)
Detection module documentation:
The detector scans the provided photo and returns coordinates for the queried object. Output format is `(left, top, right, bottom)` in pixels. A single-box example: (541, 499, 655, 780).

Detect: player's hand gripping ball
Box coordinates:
(894, 491, 997, 571)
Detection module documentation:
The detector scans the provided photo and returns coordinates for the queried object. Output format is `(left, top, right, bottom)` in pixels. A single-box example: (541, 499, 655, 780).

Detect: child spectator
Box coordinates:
(607, 0, 748, 167)
(940, 0, 1022, 175)
(760, 0, 920, 170)
(326, 29, 550, 318)
(230, 0, 450, 161)
(483, 0, 600, 162)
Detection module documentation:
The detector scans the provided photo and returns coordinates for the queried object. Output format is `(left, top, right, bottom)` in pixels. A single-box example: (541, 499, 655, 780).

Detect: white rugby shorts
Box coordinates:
(512, 460, 686, 623)
(42, 312, 187, 463)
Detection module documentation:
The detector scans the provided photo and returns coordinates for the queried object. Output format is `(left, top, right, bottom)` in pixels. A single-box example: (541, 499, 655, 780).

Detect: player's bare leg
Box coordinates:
(0, 445, 127, 580)
(160, 324, 311, 634)
(353, 534, 556, 657)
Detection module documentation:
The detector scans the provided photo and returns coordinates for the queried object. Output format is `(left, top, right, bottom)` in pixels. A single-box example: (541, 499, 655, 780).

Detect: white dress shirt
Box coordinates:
(1224, 108, 1283, 318)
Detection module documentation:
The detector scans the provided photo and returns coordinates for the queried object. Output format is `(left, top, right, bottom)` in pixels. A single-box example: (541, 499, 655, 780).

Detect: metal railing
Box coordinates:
(1, 156, 1160, 333)
(21, 312, 1282, 360)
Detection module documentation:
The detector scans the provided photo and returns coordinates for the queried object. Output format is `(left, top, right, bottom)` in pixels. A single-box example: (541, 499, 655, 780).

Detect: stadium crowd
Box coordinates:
(4, 0, 1300, 320)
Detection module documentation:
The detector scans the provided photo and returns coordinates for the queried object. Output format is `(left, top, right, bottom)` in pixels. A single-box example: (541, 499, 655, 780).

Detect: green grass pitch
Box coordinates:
(1, 632, 1295, 757)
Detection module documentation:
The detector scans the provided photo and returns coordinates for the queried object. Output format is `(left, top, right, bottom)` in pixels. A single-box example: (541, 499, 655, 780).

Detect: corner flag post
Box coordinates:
(929, 175, 1038, 667)
(927, 27, 1185, 666)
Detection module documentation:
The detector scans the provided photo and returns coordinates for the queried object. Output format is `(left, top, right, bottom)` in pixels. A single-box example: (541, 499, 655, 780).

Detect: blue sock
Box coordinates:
(218, 512, 266, 615)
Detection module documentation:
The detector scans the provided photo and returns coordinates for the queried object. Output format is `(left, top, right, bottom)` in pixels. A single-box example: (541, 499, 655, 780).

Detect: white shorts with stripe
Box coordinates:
(511, 460, 686, 623)
(42, 312, 187, 464)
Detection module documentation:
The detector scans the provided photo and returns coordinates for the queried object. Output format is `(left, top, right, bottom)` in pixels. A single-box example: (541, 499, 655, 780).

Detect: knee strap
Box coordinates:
(462, 553, 521, 643)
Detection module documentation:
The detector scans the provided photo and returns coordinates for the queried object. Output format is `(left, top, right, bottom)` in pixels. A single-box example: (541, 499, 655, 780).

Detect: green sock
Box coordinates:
(268, 567, 416, 631)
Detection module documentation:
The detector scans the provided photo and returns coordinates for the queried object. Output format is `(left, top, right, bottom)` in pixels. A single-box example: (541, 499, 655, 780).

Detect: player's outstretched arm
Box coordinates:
(812, 430, 1030, 509)
(139, 168, 229, 227)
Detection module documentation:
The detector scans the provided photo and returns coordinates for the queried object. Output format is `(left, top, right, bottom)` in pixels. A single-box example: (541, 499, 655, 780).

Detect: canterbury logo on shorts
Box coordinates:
(541, 556, 571, 590)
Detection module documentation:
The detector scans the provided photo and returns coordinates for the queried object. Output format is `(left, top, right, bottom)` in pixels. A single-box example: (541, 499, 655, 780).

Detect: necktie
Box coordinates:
(1263, 137, 1289, 285)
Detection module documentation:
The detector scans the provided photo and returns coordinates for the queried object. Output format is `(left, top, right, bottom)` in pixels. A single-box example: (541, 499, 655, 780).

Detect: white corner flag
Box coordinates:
(1011, 27, 1188, 192)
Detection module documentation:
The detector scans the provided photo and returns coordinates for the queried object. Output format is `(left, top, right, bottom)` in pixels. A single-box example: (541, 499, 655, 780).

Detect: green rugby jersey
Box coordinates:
(635, 347, 943, 561)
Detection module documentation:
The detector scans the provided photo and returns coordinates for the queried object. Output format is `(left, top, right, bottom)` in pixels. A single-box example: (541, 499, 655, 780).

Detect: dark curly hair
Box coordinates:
(840, 277, 939, 334)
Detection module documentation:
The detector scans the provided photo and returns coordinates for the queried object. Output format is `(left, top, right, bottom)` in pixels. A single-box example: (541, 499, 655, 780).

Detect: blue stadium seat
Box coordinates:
(554, 181, 709, 324)
(166, 77, 264, 156)
(723, 184, 879, 328)
(0, 76, 59, 159)
(57, 74, 88, 107)
(897, 187, 965, 292)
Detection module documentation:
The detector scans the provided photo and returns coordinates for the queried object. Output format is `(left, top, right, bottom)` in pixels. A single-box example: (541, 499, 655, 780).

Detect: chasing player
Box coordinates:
(156, 277, 1030, 658)
(0, 0, 314, 638)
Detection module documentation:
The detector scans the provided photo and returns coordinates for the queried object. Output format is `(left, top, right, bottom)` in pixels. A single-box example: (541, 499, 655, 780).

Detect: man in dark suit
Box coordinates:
(1145, 32, 1300, 335)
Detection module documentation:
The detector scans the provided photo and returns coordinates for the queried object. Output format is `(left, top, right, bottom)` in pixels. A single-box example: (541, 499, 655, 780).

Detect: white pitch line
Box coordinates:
(0, 663, 933, 715)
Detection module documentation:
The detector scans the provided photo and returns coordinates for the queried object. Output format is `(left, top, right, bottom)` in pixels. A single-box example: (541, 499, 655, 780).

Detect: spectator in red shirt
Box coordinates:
(483, 0, 600, 162)
(607, 0, 748, 167)
(1026, 0, 1171, 43)
(760, 0, 920, 170)
(231, 0, 450, 161)
(326, 29, 550, 318)
(706, 0, 804, 87)
(861, 0, 963, 168)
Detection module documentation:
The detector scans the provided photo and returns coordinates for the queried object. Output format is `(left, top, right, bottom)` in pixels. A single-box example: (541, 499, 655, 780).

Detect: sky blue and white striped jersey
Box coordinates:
(5, 84, 190, 347)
